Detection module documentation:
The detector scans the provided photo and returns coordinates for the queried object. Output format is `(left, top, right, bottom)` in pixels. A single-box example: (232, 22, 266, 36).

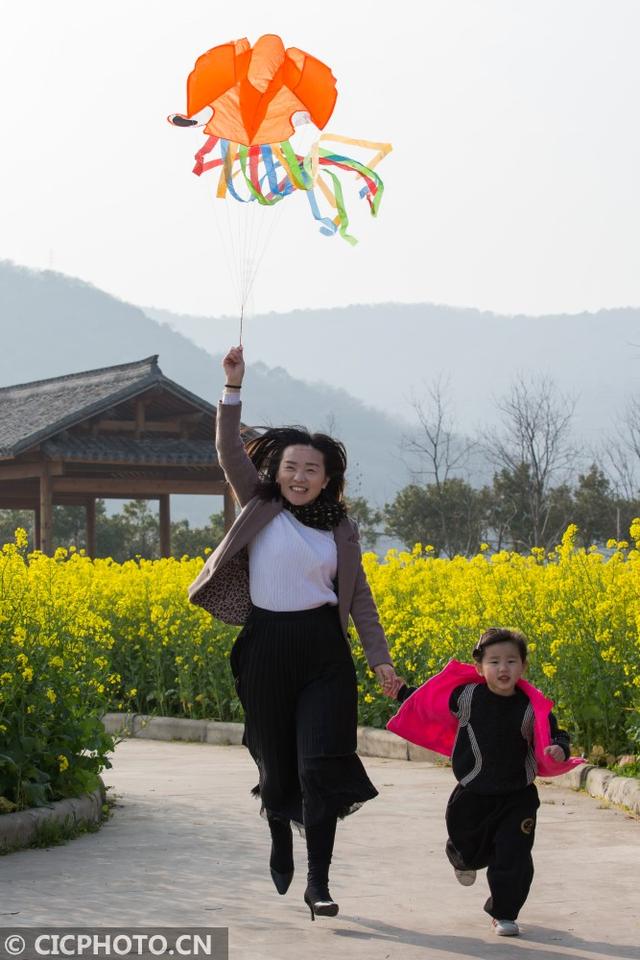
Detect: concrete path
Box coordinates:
(1, 740, 638, 960)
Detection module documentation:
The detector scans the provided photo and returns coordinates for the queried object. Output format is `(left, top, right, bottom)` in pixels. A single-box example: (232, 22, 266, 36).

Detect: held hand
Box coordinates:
(544, 744, 565, 763)
(388, 675, 407, 699)
(222, 345, 245, 387)
(373, 663, 400, 698)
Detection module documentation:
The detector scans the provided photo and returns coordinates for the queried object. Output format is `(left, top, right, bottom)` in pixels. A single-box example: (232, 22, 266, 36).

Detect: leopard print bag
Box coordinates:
(190, 548, 252, 625)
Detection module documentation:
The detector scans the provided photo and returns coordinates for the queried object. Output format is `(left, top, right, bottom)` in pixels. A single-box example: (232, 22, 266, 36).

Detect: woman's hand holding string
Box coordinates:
(223, 345, 245, 387)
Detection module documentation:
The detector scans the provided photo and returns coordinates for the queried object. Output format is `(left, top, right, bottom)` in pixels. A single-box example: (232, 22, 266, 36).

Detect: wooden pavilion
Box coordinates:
(0, 356, 238, 556)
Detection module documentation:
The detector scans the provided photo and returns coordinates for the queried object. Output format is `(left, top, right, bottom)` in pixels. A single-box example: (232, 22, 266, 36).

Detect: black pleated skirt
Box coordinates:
(229, 603, 378, 827)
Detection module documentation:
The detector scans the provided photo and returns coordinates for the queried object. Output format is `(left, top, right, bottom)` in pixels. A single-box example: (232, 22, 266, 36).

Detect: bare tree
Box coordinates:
(624, 395, 640, 461)
(604, 397, 640, 503)
(484, 375, 577, 549)
(599, 397, 640, 538)
(399, 377, 481, 554)
(322, 411, 339, 437)
(403, 377, 475, 489)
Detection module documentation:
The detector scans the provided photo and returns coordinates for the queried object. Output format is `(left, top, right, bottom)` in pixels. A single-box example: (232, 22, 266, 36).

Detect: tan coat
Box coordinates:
(187, 402, 391, 669)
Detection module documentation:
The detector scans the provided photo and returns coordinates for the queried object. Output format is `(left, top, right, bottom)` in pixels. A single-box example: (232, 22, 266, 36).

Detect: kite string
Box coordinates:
(211, 183, 247, 343)
(211, 191, 239, 308)
(243, 197, 286, 310)
(234, 160, 287, 341)
(208, 133, 391, 339)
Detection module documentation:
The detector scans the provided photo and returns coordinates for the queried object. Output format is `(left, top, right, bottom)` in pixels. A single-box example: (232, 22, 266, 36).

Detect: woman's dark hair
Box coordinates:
(244, 426, 347, 503)
(472, 627, 528, 663)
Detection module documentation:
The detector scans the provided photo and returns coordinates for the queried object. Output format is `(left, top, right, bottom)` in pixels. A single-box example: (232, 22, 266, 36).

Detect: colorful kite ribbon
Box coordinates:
(192, 134, 392, 245)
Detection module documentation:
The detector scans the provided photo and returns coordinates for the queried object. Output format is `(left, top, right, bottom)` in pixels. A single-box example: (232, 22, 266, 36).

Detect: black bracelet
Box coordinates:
(224, 383, 242, 390)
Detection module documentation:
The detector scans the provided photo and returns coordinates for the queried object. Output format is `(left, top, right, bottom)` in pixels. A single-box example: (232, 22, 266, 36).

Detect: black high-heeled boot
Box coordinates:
(304, 884, 339, 921)
(268, 816, 294, 895)
(303, 814, 338, 921)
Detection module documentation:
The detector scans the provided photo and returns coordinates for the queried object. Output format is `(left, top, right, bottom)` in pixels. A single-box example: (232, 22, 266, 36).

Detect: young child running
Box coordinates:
(387, 627, 583, 937)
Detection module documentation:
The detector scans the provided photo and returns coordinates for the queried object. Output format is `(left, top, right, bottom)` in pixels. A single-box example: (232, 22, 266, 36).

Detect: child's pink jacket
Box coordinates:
(386, 659, 584, 778)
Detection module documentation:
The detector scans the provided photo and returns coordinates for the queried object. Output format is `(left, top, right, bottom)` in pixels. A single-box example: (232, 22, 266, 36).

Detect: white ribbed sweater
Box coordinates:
(248, 511, 338, 611)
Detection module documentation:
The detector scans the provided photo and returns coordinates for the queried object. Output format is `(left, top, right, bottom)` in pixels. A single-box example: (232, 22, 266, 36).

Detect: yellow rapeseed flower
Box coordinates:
(1, 521, 638, 759)
(14, 528, 28, 549)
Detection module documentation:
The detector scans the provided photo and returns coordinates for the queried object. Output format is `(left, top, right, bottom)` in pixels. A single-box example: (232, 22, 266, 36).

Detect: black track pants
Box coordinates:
(445, 783, 540, 920)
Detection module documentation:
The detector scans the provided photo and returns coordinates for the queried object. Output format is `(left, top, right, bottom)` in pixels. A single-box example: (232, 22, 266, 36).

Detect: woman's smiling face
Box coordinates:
(276, 445, 328, 506)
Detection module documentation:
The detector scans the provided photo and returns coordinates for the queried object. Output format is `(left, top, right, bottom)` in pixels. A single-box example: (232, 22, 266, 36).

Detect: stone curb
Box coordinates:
(102, 713, 443, 762)
(103, 713, 244, 746)
(0, 783, 106, 853)
(103, 714, 640, 815)
(542, 764, 640, 816)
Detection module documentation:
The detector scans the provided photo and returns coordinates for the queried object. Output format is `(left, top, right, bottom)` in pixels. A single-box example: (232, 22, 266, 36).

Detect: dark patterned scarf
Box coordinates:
(282, 493, 347, 530)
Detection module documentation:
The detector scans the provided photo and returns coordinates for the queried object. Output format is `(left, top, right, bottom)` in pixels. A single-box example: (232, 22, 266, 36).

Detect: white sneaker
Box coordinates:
(454, 868, 477, 886)
(492, 918, 520, 937)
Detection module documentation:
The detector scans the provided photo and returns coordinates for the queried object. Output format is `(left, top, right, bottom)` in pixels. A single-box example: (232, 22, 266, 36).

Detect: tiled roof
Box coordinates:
(0, 357, 215, 459)
(41, 435, 215, 466)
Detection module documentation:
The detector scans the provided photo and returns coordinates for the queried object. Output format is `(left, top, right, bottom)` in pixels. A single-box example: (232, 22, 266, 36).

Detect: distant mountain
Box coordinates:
(146, 302, 640, 442)
(4, 259, 639, 526)
(0, 261, 408, 523)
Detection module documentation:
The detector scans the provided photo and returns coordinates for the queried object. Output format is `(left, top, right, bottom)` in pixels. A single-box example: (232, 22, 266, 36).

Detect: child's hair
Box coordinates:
(472, 627, 528, 663)
(244, 426, 347, 503)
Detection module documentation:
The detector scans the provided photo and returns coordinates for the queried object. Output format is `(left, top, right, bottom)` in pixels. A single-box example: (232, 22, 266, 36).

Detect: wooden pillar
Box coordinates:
(39, 468, 53, 555)
(34, 506, 41, 551)
(86, 498, 96, 558)
(223, 485, 236, 533)
(159, 494, 171, 558)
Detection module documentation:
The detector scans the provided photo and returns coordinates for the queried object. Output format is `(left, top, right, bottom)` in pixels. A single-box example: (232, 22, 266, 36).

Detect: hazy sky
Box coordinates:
(2, 1, 639, 318)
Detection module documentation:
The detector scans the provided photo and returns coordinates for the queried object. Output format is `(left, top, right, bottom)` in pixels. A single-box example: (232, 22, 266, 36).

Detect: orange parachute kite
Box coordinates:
(182, 34, 337, 146)
(169, 34, 391, 244)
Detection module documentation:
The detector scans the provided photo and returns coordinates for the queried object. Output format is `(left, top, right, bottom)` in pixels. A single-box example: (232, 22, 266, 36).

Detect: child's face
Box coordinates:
(475, 641, 526, 696)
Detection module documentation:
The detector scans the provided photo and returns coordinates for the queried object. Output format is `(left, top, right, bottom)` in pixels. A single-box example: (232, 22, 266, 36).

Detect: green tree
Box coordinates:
(486, 465, 575, 552)
(52, 505, 86, 550)
(486, 465, 532, 551)
(344, 496, 383, 551)
(1, 506, 88, 552)
(0, 509, 36, 548)
(170, 513, 225, 557)
(384, 479, 488, 556)
(572, 465, 617, 546)
(2, 501, 227, 561)
(95, 502, 132, 561)
(119, 500, 160, 558)
(612, 495, 640, 543)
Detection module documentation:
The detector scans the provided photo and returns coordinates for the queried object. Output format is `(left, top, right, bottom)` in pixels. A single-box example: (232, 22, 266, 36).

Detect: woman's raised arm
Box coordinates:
(216, 345, 259, 507)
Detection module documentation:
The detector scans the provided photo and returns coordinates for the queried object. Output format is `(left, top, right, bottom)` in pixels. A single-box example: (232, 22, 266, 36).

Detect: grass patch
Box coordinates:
(29, 813, 103, 849)
(609, 760, 640, 779)
(0, 788, 115, 855)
